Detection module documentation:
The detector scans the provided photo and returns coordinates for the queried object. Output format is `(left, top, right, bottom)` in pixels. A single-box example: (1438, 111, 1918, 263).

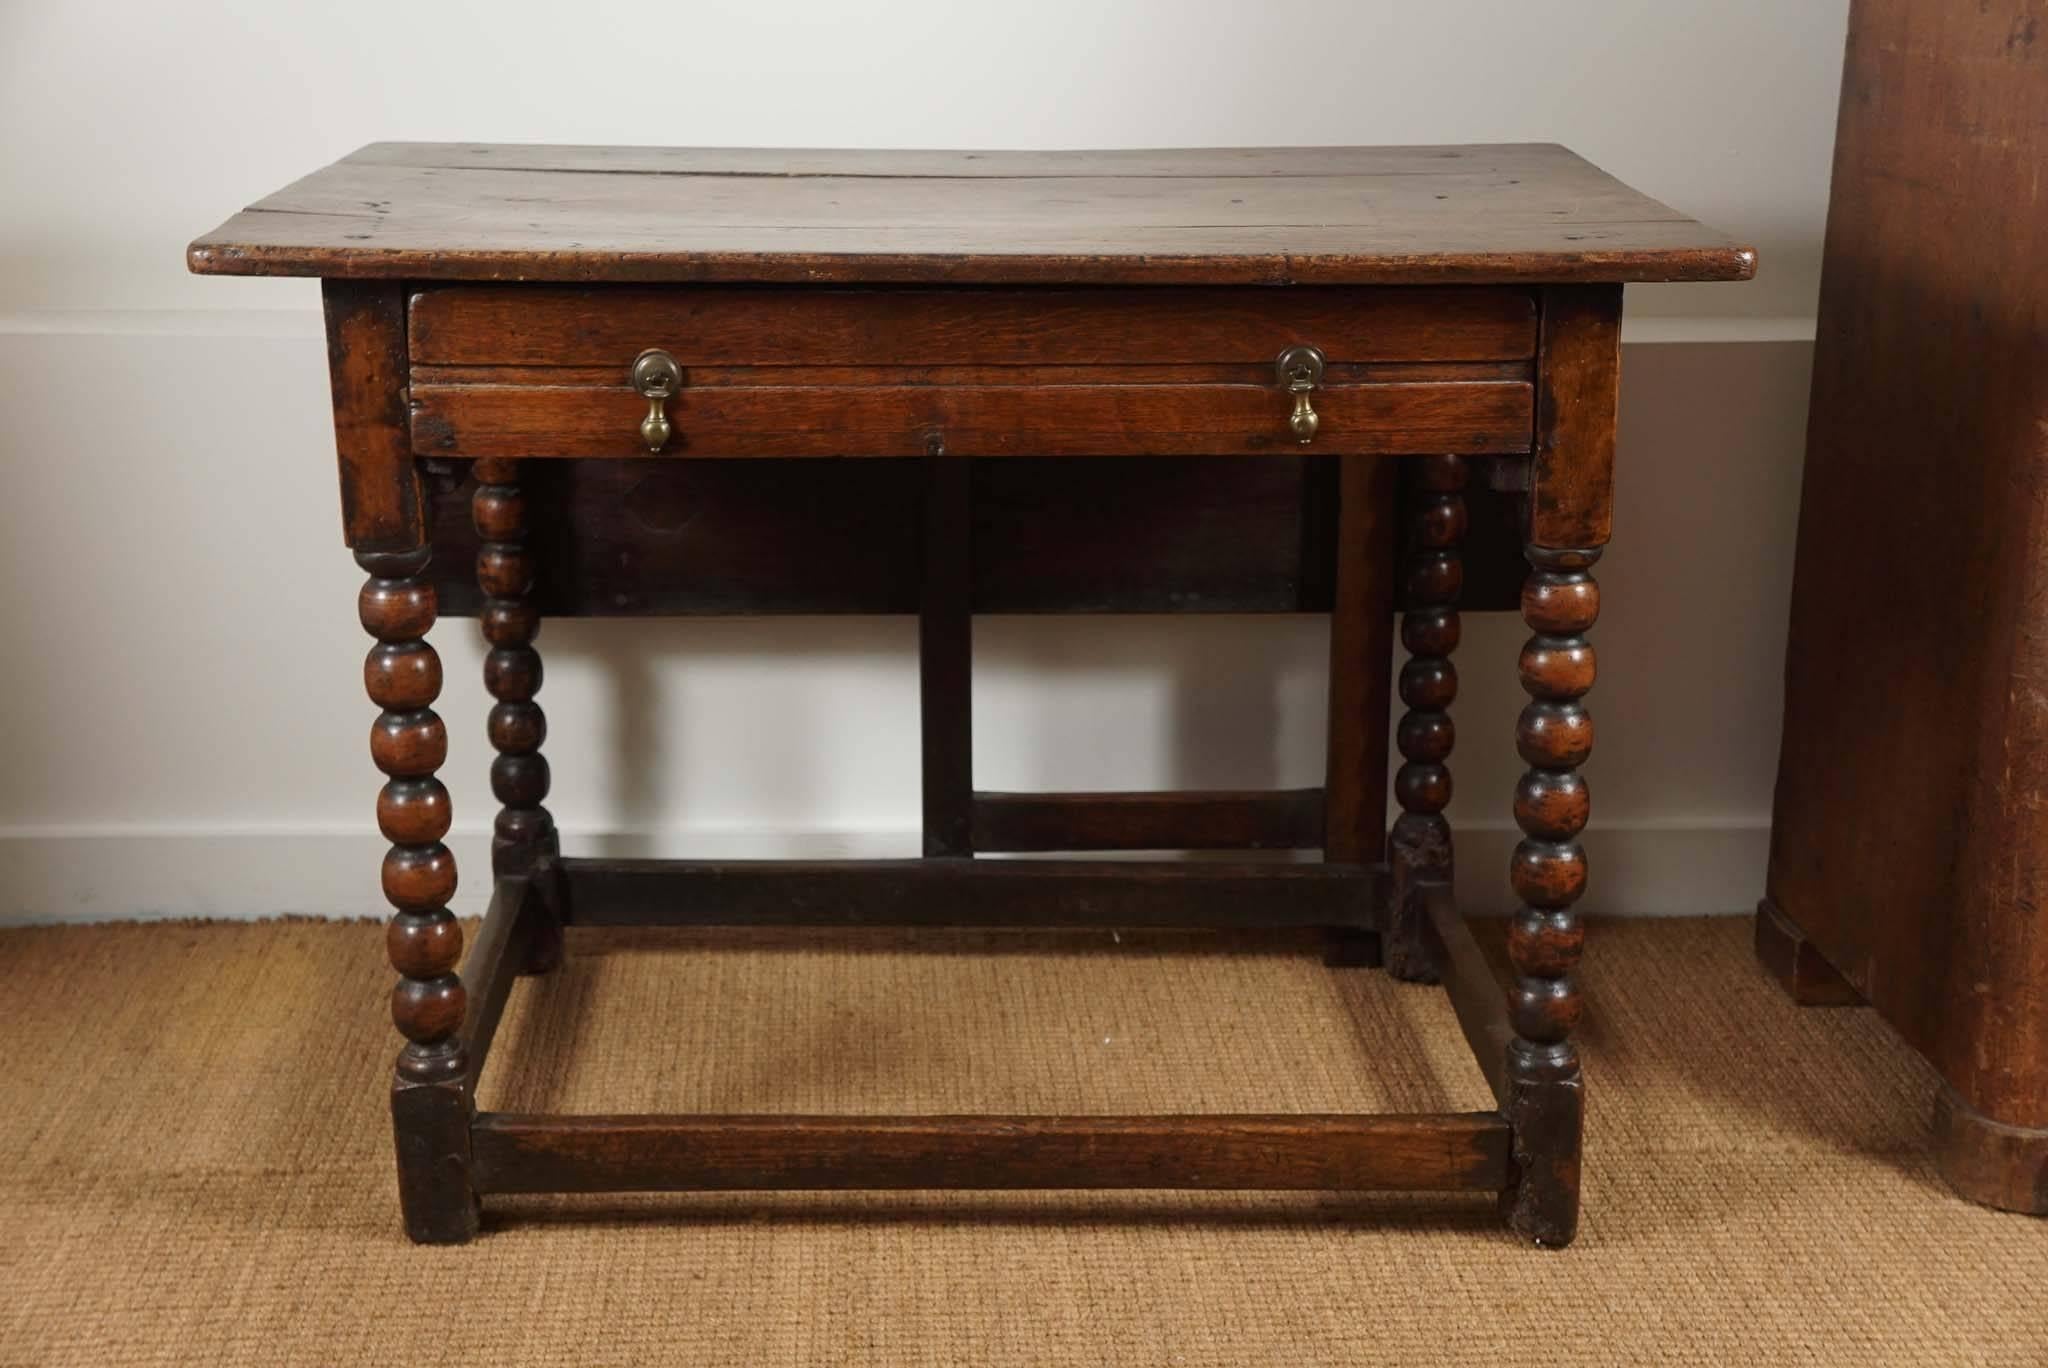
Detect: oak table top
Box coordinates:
(188, 141, 1756, 286)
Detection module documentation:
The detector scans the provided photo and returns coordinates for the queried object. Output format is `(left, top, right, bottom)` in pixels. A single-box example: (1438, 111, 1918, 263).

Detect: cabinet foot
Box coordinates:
(1753, 897, 1860, 1006)
(1931, 1085, 2048, 1215)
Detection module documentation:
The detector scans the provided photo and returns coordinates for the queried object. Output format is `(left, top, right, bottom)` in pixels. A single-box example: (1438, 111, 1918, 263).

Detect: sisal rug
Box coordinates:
(0, 916, 2039, 1366)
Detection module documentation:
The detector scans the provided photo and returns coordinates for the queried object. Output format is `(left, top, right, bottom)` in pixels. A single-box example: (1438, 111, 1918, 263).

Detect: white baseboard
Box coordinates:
(0, 821, 1766, 925)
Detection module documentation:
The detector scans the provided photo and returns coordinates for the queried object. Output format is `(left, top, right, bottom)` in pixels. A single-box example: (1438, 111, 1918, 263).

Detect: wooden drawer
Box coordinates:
(407, 285, 1537, 459)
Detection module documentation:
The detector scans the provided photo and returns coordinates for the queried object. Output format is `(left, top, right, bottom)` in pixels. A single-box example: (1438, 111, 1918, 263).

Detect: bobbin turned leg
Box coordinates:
(474, 458, 562, 974)
(1385, 454, 1467, 982)
(1501, 545, 1597, 1247)
(359, 546, 478, 1245)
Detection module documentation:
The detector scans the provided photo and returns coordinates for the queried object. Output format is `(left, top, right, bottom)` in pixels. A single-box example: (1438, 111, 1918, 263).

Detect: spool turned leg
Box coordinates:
(474, 458, 563, 974)
(359, 546, 477, 1245)
(1385, 454, 1467, 982)
(1501, 545, 1597, 1247)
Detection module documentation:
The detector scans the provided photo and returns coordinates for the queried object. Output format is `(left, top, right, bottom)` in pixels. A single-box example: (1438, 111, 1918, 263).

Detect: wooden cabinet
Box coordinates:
(1758, 0, 2048, 1215)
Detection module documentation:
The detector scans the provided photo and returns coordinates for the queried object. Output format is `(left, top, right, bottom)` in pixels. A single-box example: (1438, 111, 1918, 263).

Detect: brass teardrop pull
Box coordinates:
(631, 348, 682, 452)
(1275, 344, 1326, 444)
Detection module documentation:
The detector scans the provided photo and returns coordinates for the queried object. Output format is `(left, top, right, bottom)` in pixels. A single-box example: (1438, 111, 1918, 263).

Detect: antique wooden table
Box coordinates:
(190, 142, 1751, 1246)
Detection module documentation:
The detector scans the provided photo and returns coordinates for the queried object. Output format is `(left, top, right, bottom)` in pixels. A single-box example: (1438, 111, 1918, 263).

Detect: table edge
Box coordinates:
(186, 239, 1759, 286)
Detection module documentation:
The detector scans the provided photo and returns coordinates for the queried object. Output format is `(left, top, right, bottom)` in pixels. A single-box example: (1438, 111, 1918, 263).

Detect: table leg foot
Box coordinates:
(1501, 1041, 1583, 1246)
(392, 1079, 479, 1244)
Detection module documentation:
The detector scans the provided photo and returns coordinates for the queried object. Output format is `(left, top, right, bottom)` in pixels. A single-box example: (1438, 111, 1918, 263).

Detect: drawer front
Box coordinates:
(408, 286, 1536, 459)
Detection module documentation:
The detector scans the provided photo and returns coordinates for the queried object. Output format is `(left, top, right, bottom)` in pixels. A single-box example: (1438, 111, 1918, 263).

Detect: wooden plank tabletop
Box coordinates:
(188, 142, 1755, 286)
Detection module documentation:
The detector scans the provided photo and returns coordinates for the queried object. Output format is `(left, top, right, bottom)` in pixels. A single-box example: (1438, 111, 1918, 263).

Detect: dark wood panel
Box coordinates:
(189, 142, 1755, 286)
(411, 379, 1534, 460)
(969, 457, 1320, 613)
(468, 1111, 1514, 1194)
(1763, 0, 2048, 1169)
(969, 789, 1325, 853)
(410, 285, 1538, 367)
(420, 457, 1530, 617)
(549, 857, 1381, 930)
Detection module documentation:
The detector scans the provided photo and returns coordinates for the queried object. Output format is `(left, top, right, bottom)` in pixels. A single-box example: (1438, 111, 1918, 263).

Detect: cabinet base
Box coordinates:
(1932, 1085, 2048, 1216)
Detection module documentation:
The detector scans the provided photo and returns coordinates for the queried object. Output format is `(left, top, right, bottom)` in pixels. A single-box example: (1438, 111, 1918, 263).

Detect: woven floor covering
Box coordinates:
(1, 915, 2040, 1366)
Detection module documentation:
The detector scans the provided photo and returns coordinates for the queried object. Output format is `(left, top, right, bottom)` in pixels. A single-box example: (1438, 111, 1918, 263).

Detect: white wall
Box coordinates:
(0, 0, 1847, 922)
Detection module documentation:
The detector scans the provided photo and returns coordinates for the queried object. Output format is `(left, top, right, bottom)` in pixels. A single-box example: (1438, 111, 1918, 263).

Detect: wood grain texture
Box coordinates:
(1762, 0, 2048, 1149)
(189, 142, 1755, 286)
(1526, 286, 1623, 549)
(468, 1112, 1513, 1194)
(321, 282, 423, 550)
(409, 285, 1538, 366)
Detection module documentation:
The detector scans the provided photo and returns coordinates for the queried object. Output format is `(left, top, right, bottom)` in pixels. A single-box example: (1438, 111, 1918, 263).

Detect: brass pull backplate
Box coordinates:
(1275, 344, 1326, 444)
(631, 348, 682, 452)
